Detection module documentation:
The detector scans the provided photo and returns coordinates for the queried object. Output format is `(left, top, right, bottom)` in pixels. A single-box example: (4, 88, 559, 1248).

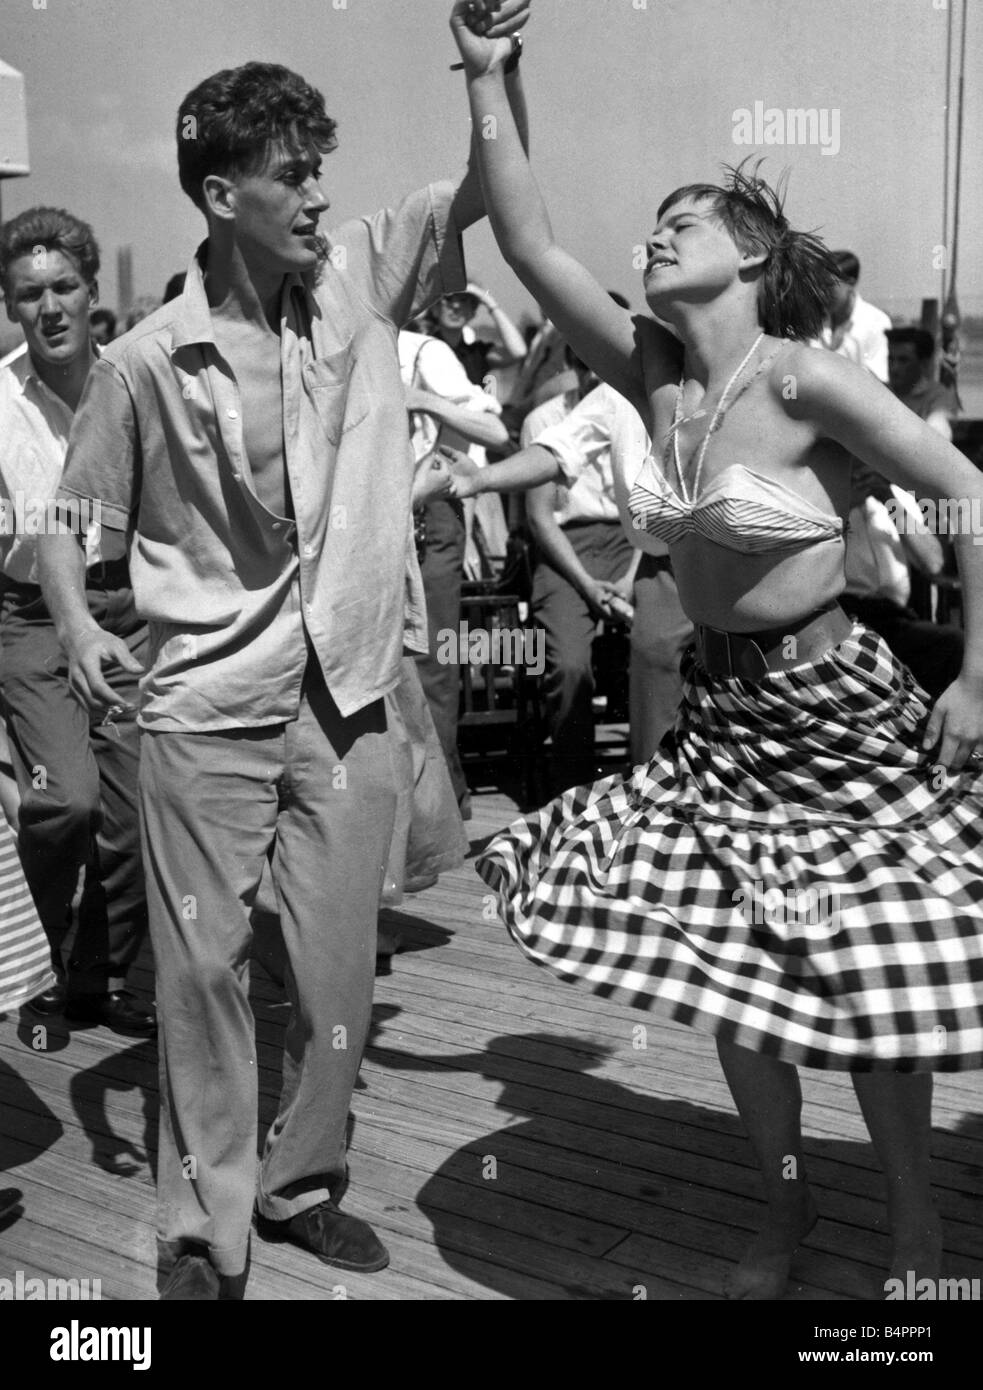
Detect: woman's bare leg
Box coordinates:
(851, 1071, 941, 1285)
(717, 1040, 818, 1299)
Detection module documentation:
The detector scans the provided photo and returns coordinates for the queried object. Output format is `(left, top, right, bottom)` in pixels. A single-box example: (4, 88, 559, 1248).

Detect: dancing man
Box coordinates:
(40, 6, 530, 1300)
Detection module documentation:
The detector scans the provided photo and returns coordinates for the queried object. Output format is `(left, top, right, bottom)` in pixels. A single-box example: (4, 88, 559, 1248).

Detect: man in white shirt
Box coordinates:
(818, 250, 892, 382)
(522, 374, 634, 794)
(0, 207, 153, 1035)
(844, 465, 962, 700)
(454, 380, 693, 795)
(399, 329, 507, 812)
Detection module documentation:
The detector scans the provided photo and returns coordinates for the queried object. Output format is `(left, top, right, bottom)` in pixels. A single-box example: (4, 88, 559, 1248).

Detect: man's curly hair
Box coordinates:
(176, 61, 338, 210)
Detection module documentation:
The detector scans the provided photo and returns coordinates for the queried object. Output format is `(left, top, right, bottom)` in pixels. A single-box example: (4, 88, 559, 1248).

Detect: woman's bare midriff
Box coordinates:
(670, 534, 847, 632)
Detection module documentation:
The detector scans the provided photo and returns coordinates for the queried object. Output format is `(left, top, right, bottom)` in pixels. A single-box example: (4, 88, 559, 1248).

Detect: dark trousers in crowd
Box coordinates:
(532, 519, 636, 798)
(140, 655, 396, 1278)
(415, 497, 468, 807)
(629, 553, 694, 763)
(0, 580, 148, 997)
(842, 594, 964, 699)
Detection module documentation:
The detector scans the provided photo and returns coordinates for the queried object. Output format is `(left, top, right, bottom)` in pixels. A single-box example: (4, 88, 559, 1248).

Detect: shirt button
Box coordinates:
(227, 408, 239, 419)
(232, 472, 242, 482)
(303, 544, 314, 557)
(272, 523, 282, 532)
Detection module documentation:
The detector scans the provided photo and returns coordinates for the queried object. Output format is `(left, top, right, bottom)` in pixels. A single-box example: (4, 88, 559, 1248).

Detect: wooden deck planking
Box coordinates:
(0, 788, 981, 1301)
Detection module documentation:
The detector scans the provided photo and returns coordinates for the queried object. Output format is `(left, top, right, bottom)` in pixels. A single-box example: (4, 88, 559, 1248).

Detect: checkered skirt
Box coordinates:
(477, 624, 983, 1071)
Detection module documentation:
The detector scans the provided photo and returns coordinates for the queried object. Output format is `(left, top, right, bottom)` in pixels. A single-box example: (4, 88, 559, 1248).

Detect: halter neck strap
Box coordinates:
(669, 337, 787, 505)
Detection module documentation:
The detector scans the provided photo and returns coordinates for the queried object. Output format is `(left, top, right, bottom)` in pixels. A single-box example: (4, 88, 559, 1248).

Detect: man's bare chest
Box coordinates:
(214, 328, 289, 517)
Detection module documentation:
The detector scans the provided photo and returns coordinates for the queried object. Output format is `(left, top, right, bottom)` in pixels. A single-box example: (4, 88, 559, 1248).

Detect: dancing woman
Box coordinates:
(450, 2, 983, 1298)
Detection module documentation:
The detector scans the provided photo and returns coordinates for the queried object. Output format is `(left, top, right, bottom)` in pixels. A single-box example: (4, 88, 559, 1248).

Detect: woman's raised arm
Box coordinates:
(450, 0, 648, 412)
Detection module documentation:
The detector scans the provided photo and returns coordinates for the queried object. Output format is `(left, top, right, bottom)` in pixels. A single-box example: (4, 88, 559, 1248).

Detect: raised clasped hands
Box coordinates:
(450, 0, 531, 76)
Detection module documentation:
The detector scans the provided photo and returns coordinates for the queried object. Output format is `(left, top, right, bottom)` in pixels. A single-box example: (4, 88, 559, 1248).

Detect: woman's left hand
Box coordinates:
(922, 675, 983, 773)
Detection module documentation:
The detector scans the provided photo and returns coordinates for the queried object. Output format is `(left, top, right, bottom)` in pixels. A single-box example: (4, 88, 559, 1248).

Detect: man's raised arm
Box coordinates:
(451, 20, 530, 232)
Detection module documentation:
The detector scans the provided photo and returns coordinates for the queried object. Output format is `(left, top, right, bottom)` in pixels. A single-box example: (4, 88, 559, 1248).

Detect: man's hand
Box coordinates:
(608, 570, 635, 607)
(438, 446, 481, 497)
(67, 628, 144, 712)
(580, 577, 619, 624)
(577, 577, 634, 627)
(450, 0, 531, 76)
(439, 444, 483, 500)
(417, 446, 480, 505)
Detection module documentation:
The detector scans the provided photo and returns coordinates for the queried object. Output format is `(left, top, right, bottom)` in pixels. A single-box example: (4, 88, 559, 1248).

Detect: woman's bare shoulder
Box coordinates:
(769, 340, 878, 415)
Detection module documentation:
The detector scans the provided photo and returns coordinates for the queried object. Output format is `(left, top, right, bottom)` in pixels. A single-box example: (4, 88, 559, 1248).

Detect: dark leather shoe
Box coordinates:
(0, 1187, 23, 1220)
(26, 983, 66, 1016)
(255, 1200, 389, 1273)
(159, 1254, 220, 1301)
(65, 990, 157, 1037)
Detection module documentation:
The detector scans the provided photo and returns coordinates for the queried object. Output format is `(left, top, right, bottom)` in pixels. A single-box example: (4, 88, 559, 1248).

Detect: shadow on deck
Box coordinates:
(1, 791, 981, 1301)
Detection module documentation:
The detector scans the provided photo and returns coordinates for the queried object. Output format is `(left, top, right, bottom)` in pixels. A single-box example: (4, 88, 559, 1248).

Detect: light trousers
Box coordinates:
(140, 660, 396, 1276)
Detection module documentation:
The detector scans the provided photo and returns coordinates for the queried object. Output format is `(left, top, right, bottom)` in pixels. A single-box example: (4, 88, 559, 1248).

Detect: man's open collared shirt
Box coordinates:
(0, 349, 102, 583)
(59, 183, 466, 731)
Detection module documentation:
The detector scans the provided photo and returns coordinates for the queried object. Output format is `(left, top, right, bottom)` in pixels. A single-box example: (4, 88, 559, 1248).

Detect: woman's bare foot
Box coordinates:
(726, 1192, 819, 1300)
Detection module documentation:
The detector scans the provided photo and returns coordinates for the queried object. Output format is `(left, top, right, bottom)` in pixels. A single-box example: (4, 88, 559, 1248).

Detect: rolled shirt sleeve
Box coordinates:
(58, 359, 141, 533)
(532, 382, 667, 554)
(533, 386, 614, 488)
(329, 181, 467, 328)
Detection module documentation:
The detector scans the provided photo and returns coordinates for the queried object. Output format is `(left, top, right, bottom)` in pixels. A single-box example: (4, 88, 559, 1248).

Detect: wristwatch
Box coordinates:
(449, 32, 523, 74)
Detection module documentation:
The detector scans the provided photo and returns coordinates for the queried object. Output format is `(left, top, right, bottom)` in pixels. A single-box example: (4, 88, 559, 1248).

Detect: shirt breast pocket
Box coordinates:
(304, 341, 371, 447)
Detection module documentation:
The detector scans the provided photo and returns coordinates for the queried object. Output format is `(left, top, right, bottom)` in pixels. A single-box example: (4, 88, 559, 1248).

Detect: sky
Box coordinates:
(0, 0, 980, 339)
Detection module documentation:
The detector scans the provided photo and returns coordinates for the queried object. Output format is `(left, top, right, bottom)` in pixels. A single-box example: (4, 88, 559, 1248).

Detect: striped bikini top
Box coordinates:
(628, 459, 845, 556)
(628, 338, 844, 556)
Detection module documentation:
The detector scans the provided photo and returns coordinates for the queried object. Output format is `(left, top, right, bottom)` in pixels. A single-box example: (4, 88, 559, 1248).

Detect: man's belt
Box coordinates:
(85, 557, 131, 590)
(693, 600, 851, 680)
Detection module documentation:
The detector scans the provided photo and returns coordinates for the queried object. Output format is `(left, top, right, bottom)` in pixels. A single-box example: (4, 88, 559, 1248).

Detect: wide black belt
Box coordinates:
(693, 600, 850, 680)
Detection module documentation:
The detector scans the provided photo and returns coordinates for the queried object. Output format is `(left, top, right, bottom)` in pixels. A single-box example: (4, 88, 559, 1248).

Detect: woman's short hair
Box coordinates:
(0, 206, 100, 297)
(656, 161, 839, 341)
(177, 61, 338, 210)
